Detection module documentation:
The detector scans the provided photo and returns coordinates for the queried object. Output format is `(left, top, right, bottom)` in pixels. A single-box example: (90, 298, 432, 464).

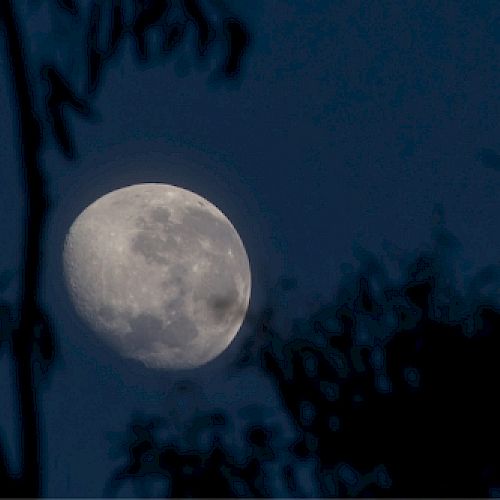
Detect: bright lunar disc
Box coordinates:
(63, 183, 251, 369)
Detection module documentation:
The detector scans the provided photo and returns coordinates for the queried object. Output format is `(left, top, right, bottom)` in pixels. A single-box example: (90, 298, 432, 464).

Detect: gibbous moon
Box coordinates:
(63, 183, 251, 369)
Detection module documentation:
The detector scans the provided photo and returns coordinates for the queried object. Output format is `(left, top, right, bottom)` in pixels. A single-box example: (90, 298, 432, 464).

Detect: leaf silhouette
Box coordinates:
(162, 20, 186, 53)
(41, 65, 91, 158)
(405, 281, 432, 312)
(132, 0, 172, 61)
(109, 0, 126, 56)
(181, 0, 215, 56)
(221, 17, 250, 78)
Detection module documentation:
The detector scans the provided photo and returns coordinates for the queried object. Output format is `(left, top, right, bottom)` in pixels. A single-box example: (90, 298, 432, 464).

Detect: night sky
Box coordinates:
(0, 1, 499, 497)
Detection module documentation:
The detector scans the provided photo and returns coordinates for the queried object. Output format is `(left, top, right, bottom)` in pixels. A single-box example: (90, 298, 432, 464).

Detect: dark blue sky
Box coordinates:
(0, 0, 499, 496)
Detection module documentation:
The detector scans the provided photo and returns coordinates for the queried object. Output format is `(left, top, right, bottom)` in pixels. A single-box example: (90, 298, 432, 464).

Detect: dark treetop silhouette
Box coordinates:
(0, 0, 249, 496)
(105, 224, 500, 497)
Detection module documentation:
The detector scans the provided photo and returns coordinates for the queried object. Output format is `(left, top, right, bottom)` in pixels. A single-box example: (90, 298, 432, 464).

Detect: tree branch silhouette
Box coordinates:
(0, 1, 50, 496)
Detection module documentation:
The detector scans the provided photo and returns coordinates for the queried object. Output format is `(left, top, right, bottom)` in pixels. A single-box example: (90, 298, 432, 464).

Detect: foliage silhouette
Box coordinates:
(110, 225, 500, 497)
(106, 409, 280, 497)
(0, 0, 249, 496)
(245, 227, 500, 497)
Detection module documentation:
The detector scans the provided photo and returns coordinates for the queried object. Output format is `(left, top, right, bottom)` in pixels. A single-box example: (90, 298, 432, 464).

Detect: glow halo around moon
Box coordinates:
(62, 183, 251, 369)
